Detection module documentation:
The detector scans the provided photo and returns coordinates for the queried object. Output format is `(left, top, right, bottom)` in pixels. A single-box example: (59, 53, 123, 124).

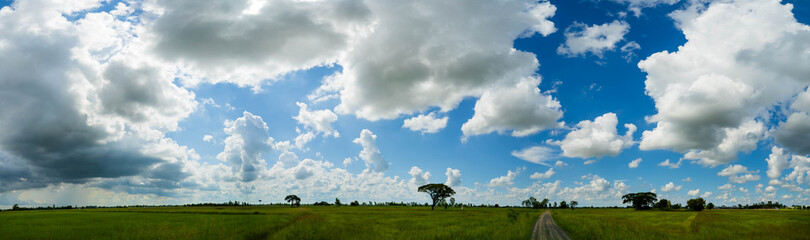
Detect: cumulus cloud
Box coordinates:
(558, 20, 630, 58)
(293, 102, 339, 138)
(203, 135, 214, 142)
(638, 0, 810, 166)
(661, 182, 682, 192)
(657, 159, 682, 169)
(142, 0, 372, 90)
(0, 1, 197, 193)
(488, 168, 523, 187)
(530, 168, 555, 180)
(688, 189, 700, 196)
(445, 168, 462, 187)
(718, 183, 734, 190)
(550, 113, 636, 159)
(408, 166, 431, 186)
(217, 112, 273, 182)
(628, 158, 642, 168)
(313, 0, 559, 122)
(511, 146, 557, 165)
(555, 161, 567, 167)
(717, 164, 761, 184)
(353, 129, 388, 172)
(766, 146, 790, 179)
(461, 77, 563, 137)
(402, 112, 448, 134)
(776, 89, 810, 155)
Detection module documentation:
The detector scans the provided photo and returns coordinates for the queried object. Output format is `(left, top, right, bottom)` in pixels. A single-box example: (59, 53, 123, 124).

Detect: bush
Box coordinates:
(506, 209, 518, 221)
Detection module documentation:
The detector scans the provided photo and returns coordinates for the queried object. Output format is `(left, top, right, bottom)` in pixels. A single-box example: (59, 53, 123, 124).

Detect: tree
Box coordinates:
(522, 197, 539, 208)
(335, 198, 342, 207)
(12, 204, 19, 211)
(418, 184, 456, 210)
(622, 192, 657, 210)
(559, 201, 568, 209)
(284, 195, 301, 208)
(655, 199, 671, 209)
(706, 202, 715, 210)
(450, 197, 456, 207)
(687, 198, 706, 211)
(350, 200, 360, 206)
(540, 198, 550, 209)
(570, 201, 578, 210)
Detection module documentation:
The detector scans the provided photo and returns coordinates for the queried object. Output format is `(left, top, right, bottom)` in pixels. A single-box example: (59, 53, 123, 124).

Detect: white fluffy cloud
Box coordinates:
(445, 168, 462, 187)
(408, 166, 431, 186)
(558, 20, 630, 58)
(511, 146, 557, 165)
(530, 168, 555, 180)
(551, 113, 636, 159)
(311, 0, 559, 125)
(488, 168, 522, 187)
(461, 77, 563, 138)
(628, 158, 642, 168)
(638, 0, 810, 166)
(353, 129, 388, 172)
(717, 164, 761, 184)
(402, 112, 448, 134)
(217, 112, 273, 182)
(766, 146, 790, 179)
(661, 182, 682, 192)
(203, 135, 214, 142)
(688, 189, 700, 196)
(293, 102, 339, 138)
(657, 159, 682, 169)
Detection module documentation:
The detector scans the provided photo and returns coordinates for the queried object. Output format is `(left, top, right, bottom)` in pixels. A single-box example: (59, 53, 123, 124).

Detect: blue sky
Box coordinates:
(1, 0, 809, 207)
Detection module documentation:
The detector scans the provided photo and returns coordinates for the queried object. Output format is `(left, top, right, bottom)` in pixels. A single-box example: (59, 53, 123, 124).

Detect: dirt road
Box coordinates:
(531, 210, 571, 240)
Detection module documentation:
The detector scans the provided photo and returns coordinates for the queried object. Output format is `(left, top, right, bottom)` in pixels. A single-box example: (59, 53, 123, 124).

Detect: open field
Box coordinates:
(551, 208, 810, 240)
(0, 206, 539, 240)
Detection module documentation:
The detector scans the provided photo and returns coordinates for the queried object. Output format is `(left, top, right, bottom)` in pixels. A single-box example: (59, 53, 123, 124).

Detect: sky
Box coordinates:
(1, 0, 809, 208)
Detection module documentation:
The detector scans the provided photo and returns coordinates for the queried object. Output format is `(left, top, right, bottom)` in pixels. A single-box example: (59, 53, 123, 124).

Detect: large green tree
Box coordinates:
(622, 192, 657, 210)
(655, 199, 671, 209)
(687, 198, 706, 211)
(418, 184, 456, 210)
(284, 195, 301, 208)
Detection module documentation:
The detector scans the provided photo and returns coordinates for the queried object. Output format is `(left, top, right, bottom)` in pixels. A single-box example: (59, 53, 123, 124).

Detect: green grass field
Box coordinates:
(0, 206, 539, 240)
(551, 208, 810, 240)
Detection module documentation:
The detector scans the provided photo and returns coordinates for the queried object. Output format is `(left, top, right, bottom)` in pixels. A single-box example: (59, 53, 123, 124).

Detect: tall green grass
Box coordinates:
(551, 208, 810, 240)
(0, 206, 539, 240)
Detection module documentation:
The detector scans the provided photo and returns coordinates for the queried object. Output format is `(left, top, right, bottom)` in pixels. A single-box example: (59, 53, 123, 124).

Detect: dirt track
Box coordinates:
(531, 210, 571, 240)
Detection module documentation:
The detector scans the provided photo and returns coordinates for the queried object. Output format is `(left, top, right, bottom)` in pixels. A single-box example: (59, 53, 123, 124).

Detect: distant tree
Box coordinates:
(706, 202, 714, 210)
(335, 198, 342, 207)
(418, 183, 456, 210)
(570, 201, 578, 210)
(350, 200, 360, 206)
(672, 203, 682, 210)
(450, 197, 456, 207)
(559, 201, 568, 209)
(12, 204, 19, 211)
(622, 192, 657, 210)
(687, 198, 706, 211)
(540, 198, 550, 209)
(284, 195, 301, 208)
(258, 200, 262, 204)
(522, 197, 539, 208)
(655, 199, 671, 209)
